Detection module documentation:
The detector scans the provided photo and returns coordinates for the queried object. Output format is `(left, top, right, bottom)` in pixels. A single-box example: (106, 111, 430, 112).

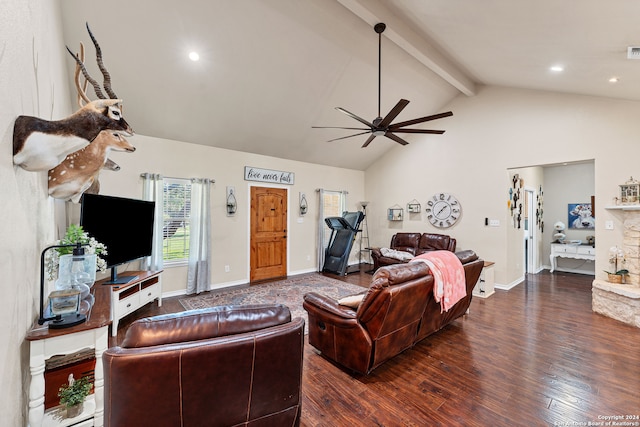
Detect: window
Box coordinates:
(163, 178, 191, 262)
(322, 191, 346, 249)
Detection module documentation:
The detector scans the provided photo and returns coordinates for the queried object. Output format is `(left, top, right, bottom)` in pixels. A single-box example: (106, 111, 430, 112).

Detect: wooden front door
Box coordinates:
(250, 187, 287, 282)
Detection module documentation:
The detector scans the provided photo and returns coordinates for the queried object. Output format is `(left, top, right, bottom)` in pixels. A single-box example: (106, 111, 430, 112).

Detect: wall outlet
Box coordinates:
(605, 220, 614, 230)
(224, 265, 230, 272)
(306, 255, 311, 261)
(489, 219, 500, 227)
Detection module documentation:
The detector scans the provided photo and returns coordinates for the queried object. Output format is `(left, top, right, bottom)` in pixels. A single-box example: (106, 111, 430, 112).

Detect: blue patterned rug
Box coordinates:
(179, 273, 366, 333)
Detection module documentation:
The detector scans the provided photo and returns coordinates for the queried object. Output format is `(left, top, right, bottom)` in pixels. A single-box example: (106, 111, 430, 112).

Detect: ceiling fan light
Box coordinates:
(373, 129, 385, 136)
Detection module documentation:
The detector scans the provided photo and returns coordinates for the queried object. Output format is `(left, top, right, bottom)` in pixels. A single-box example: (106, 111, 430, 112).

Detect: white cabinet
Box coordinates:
(549, 244, 595, 273)
(26, 285, 111, 427)
(473, 261, 495, 298)
(102, 271, 163, 337)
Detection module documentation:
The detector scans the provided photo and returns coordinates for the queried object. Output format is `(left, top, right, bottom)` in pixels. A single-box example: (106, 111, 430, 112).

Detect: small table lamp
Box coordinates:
(39, 243, 95, 329)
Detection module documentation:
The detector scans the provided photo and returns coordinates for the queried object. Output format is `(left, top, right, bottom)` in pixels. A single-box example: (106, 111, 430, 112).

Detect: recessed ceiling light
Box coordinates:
(188, 51, 200, 61)
(609, 77, 619, 83)
(550, 65, 564, 72)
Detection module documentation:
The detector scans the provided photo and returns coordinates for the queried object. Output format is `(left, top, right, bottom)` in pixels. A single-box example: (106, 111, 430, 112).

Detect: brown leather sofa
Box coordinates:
(303, 250, 483, 375)
(370, 232, 457, 270)
(102, 304, 304, 427)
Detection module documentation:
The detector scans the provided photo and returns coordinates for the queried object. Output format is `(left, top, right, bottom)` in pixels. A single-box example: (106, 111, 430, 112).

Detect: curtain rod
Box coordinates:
(140, 173, 215, 183)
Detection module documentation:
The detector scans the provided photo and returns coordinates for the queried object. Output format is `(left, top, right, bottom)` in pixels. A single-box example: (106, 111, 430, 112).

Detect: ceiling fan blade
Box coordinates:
(336, 107, 375, 128)
(384, 132, 410, 146)
(378, 99, 410, 128)
(391, 128, 446, 134)
(327, 131, 373, 142)
(312, 126, 371, 131)
(389, 111, 453, 129)
(361, 134, 377, 148)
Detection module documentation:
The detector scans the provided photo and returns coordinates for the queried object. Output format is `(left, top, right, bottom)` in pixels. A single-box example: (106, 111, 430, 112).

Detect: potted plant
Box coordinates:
(45, 224, 107, 281)
(58, 374, 93, 418)
(605, 246, 628, 284)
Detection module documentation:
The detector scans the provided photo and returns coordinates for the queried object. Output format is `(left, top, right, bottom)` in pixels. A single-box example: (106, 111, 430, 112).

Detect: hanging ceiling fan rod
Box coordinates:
(374, 22, 386, 119)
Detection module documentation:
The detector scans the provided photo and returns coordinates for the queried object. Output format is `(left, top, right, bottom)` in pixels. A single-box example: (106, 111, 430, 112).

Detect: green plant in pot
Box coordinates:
(58, 374, 93, 418)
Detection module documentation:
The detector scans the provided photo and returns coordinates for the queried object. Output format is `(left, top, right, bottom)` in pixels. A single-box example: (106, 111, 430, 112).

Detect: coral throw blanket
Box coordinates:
(411, 251, 466, 313)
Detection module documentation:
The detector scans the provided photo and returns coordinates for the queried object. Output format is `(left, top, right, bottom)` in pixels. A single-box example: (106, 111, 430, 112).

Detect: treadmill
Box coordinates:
(322, 211, 365, 276)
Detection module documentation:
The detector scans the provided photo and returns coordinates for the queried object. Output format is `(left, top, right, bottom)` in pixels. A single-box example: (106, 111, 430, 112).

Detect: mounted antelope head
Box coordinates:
(48, 130, 135, 203)
(48, 37, 135, 203)
(13, 23, 133, 172)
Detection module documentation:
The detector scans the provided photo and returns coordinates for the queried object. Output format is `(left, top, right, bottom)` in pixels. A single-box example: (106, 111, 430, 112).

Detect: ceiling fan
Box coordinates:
(313, 23, 453, 147)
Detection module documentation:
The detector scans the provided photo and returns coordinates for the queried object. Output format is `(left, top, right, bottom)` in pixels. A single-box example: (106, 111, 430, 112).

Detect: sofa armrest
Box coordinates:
(121, 304, 291, 348)
(370, 247, 382, 258)
(303, 293, 358, 326)
(455, 249, 479, 264)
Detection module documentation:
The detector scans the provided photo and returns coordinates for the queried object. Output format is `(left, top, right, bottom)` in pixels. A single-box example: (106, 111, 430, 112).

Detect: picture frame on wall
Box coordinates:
(568, 203, 594, 229)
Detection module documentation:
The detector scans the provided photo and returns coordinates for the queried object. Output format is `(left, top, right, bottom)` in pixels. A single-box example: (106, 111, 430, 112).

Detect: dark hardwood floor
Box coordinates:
(110, 268, 640, 427)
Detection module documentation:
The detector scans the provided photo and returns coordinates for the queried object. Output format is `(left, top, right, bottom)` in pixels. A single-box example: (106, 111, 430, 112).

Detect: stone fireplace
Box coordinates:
(592, 211, 640, 327)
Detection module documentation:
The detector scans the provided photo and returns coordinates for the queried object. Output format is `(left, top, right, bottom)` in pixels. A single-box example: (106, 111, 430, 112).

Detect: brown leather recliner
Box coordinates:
(103, 304, 304, 427)
(370, 232, 457, 271)
(303, 250, 483, 375)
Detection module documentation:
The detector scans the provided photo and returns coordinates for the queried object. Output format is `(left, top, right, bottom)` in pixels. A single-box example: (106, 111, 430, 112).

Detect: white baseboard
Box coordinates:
(495, 277, 524, 291)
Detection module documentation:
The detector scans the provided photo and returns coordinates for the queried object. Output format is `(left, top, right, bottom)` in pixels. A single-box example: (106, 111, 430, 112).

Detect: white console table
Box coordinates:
(550, 243, 595, 273)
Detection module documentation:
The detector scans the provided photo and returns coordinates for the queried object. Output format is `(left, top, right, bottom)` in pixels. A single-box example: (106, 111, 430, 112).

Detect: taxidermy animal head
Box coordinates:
(47, 35, 136, 203)
(48, 130, 135, 203)
(13, 23, 133, 172)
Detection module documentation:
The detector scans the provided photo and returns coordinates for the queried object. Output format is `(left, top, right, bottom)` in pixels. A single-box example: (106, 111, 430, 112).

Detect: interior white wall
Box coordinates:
(95, 134, 365, 295)
(542, 162, 595, 273)
(365, 86, 637, 286)
(0, 0, 72, 424)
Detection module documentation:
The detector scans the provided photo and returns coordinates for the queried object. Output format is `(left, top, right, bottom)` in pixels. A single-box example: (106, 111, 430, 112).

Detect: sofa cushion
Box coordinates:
(121, 304, 291, 348)
(338, 293, 366, 309)
(417, 233, 452, 253)
(390, 233, 421, 255)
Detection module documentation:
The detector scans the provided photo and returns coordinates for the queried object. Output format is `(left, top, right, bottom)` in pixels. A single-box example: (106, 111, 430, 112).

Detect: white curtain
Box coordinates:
(141, 173, 164, 272)
(187, 178, 212, 295)
(316, 189, 326, 271)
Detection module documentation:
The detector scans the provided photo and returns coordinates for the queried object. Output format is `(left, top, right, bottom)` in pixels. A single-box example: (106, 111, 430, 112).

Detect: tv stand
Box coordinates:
(104, 267, 139, 285)
(99, 270, 163, 337)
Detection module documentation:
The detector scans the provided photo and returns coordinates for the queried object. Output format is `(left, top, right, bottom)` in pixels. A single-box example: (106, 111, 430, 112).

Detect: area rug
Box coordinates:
(179, 273, 366, 334)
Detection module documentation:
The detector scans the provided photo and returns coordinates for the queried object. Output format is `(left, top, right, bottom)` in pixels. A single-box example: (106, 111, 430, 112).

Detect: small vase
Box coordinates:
(607, 273, 623, 284)
(65, 402, 83, 418)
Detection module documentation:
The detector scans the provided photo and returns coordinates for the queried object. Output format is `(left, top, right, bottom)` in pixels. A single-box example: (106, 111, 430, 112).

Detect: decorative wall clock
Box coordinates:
(426, 193, 461, 228)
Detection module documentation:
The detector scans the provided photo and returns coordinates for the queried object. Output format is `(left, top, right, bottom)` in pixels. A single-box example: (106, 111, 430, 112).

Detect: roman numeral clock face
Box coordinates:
(426, 193, 461, 228)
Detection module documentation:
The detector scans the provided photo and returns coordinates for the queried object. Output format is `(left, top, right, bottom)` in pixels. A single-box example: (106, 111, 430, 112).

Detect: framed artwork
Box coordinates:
(568, 203, 594, 229)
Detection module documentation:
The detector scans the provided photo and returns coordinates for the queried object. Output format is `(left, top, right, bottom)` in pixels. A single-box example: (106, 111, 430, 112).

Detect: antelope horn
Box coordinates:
(85, 23, 117, 99)
(66, 45, 106, 99)
(75, 43, 91, 107)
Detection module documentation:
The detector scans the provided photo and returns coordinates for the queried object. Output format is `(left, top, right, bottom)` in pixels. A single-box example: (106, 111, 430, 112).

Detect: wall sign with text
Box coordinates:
(244, 167, 295, 185)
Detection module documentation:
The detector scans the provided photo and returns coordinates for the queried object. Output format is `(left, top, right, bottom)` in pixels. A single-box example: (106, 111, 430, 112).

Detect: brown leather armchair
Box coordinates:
(103, 304, 304, 427)
(303, 250, 483, 375)
(370, 232, 457, 270)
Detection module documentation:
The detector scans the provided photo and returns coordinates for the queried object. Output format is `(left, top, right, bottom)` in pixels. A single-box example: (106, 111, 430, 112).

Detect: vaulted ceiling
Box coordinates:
(58, 0, 640, 170)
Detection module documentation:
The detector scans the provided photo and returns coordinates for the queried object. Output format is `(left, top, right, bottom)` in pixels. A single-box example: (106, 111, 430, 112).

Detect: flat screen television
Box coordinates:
(80, 193, 155, 284)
